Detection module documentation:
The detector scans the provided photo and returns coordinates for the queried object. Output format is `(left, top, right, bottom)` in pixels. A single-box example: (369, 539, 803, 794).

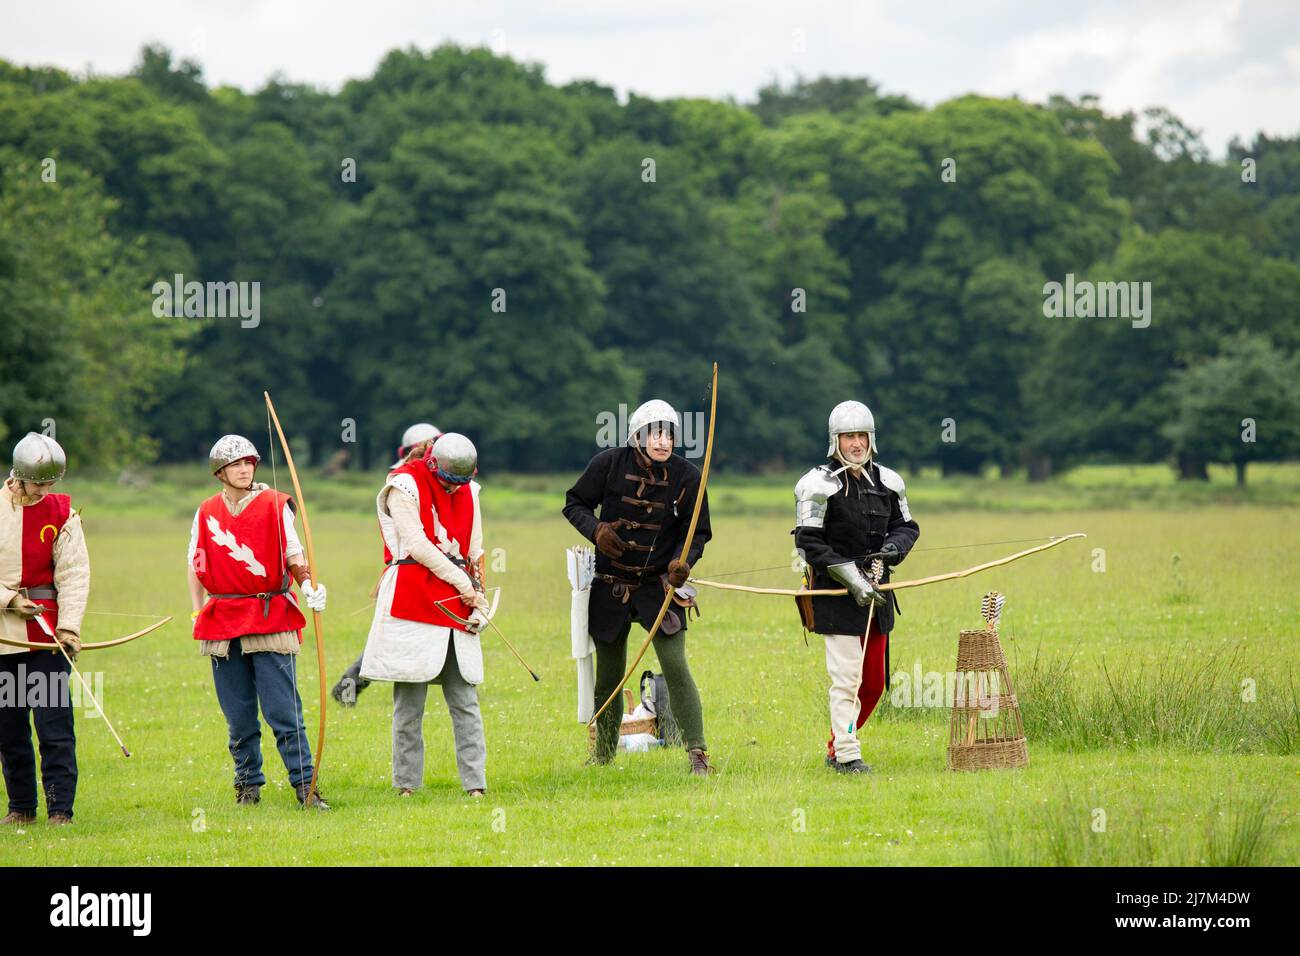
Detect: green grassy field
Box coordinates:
(2, 468, 1296, 866)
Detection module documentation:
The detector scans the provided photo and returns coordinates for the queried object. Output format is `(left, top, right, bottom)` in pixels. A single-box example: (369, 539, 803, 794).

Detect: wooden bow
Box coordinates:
(433, 590, 541, 682)
(687, 533, 1087, 596)
(0, 614, 172, 652)
(589, 362, 718, 729)
(264, 391, 327, 805)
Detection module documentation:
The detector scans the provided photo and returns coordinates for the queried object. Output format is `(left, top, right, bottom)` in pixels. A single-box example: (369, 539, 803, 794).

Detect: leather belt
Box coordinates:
(596, 572, 647, 604)
(207, 573, 292, 618)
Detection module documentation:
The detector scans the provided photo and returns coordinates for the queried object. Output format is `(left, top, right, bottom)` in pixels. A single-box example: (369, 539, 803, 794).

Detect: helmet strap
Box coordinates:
(217, 461, 257, 494)
(631, 437, 653, 470)
(633, 425, 674, 464)
(831, 441, 871, 475)
(7, 477, 46, 505)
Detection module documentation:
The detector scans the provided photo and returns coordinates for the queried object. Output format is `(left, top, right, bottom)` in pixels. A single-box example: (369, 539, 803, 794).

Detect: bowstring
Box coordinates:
(608, 377, 711, 713)
(681, 373, 715, 569)
(266, 402, 309, 800)
(659, 374, 713, 578)
(645, 376, 711, 659)
(634, 376, 712, 589)
(83, 610, 168, 618)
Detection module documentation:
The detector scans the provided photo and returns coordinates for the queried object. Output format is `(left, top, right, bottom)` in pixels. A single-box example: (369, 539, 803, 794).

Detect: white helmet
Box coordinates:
(826, 401, 876, 457)
(401, 422, 441, 449)
(627, 400, 679, 447)
(394, 422, 443, 468)
(10, 433, 67, 483)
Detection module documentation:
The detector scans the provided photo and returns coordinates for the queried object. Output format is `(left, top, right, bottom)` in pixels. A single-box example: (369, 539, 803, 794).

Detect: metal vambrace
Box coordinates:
(826, 561, 886, 608)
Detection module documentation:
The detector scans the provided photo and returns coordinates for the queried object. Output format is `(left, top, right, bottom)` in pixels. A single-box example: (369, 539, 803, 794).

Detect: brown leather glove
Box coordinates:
(55, 630, 81, 662)
(667, 558, 691, 588)
(8, 596, 42, 620)
(594, 521, 628, 560)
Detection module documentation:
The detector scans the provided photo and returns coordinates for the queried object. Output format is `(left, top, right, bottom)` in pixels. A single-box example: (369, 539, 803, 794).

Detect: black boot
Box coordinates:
(829, 757, 873, 775)
(331, 674, 369, 707)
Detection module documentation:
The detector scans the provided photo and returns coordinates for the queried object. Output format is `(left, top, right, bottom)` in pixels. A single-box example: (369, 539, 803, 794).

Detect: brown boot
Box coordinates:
(687, 748, 715, 776)
(235, 783, 261, 805)
(48, 812, 73, 826)
(1, 811, 36, 825)
(295, 782, 331, 811)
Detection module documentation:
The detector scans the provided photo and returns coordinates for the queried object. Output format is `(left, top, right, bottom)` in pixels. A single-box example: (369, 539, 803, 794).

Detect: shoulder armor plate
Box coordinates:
(794, 465, 842, 528)
(875, 464, 911, 522)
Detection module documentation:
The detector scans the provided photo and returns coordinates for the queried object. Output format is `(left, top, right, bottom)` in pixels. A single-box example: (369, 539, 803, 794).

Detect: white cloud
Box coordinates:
(3, 0, 1296, 153)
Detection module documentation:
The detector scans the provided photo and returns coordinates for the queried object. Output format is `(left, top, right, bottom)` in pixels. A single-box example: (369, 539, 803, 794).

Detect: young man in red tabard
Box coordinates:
(0, 433, 88, 825)
(187, 435, 329, 808)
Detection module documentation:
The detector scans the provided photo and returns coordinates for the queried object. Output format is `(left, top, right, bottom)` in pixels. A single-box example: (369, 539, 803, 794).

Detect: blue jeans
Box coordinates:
(210, 640, 314, 788)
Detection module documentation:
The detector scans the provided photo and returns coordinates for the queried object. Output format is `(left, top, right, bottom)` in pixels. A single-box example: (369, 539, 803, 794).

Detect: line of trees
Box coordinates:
(1, 45, 1297, 482)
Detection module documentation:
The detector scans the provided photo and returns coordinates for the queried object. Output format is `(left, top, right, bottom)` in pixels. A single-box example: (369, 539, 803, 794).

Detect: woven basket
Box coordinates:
(947, 735, 1028, 771)
(947, 627, 1028, 771)
(587, 688, 657, 746)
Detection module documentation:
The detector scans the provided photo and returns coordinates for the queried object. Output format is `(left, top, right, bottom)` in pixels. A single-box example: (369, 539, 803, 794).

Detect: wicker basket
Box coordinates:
(587, 688, 657, 747)
(946, 625, 1028, 771)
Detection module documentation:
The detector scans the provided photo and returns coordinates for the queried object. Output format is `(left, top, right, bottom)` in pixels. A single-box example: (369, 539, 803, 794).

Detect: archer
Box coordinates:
(186, 435, 330, 809)
(793, 401, 920, 774)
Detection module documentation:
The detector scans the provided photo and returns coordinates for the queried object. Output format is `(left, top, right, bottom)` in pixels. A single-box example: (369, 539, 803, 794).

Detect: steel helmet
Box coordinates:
(394, 422, 443, 467)
(827, 401, 876, 457)
(426, 432, 477, 485)
(10, 433, 67, 483)
(401, 422, 442, 449)
(209, 435, 261, 475)
(627, 400, 679, 446)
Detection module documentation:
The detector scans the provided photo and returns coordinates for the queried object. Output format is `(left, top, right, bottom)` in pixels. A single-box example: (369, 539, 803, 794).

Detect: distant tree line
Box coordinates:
(1, 44, 1297, 483)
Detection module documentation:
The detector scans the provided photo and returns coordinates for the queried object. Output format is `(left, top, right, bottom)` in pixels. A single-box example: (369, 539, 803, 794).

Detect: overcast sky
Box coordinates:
(4, 0, 1297, 154)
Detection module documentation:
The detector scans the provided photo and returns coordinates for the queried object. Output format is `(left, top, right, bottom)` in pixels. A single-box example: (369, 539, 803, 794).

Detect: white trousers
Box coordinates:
(823, 632, 867, 762)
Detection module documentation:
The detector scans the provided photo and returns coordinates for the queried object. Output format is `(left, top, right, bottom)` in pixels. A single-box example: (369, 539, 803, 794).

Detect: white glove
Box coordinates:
(466, 608, 489, 634)
(301, 580, 328, 613)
